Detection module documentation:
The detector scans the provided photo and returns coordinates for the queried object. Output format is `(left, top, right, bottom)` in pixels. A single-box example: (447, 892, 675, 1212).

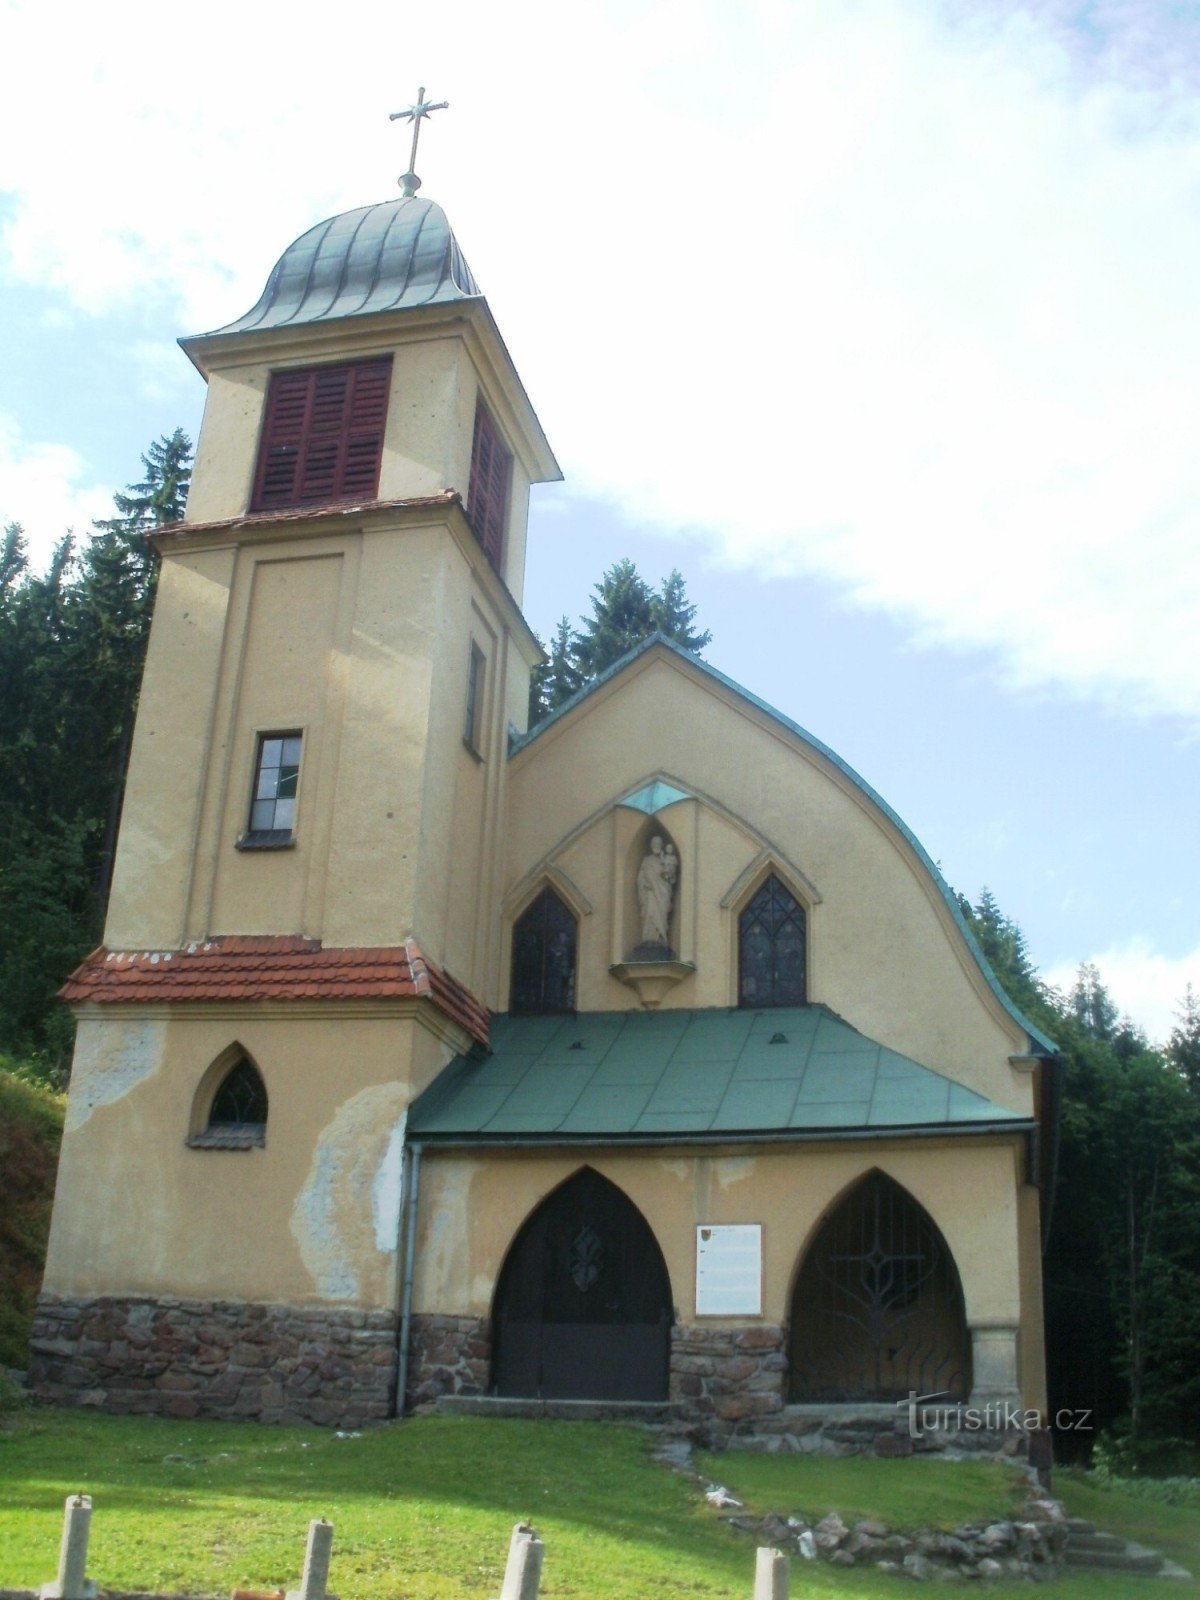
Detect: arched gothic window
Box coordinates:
(189, 1055, 268, 1148)
(738, 874, 807, 1007)
(510, 887, 577, 1013)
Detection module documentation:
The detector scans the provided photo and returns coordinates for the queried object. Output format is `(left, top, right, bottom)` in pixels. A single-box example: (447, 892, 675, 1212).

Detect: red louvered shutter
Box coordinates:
(251, 358, 392, 512)
(467, 399, 512, 570)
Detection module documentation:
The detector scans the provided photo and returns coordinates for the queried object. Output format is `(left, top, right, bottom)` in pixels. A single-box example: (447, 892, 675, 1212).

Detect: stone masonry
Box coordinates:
(405, 1313, 490, 1408)
(669, 1323, 788, 1435)
(29, 1295, 397, 1427)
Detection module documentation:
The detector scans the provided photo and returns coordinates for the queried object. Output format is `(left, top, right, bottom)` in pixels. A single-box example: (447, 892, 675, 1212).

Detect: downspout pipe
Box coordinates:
(395, 1142, 423, 1418)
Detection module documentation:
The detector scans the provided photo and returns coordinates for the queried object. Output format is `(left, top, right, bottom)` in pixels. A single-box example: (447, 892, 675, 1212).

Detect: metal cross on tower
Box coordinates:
(389, 87, 449, 197)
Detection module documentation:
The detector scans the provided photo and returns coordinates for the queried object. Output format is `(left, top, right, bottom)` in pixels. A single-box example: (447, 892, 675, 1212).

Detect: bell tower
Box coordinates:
(101, 181, 559, 993)
(38, 139, 561, 1427)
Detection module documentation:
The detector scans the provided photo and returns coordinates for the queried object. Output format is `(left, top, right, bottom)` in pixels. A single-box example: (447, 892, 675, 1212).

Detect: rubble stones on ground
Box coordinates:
(718, 1497, 1071, 1582)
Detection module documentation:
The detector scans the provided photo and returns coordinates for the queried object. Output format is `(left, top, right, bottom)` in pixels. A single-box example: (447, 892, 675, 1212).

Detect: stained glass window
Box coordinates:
(511, 887, 577, 1013)
(738, 874, 807, 1007)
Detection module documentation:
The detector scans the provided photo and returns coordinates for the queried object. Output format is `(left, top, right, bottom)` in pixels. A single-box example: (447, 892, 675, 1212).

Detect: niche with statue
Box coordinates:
(610, 819, 694, 1007)
(633, 829, 680, 959)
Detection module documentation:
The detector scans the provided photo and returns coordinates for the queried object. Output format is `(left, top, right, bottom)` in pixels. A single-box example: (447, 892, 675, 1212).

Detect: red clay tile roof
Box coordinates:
(59, 936, 488, 1048)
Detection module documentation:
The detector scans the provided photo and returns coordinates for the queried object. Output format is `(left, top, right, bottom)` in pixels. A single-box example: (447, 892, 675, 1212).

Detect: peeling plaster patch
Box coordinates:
(291, 1084, 410, 1302)
(659, 1159, 690, 1182)
(65, 1019, 166, 1131)
(716, 1157, 756, 1190)
(372, 1113, 407, 1254)
(420, 1162, 481, 1309)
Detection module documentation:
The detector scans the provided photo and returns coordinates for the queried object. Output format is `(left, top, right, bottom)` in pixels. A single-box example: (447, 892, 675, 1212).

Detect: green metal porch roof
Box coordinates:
(408, 1007, 1027, 1144)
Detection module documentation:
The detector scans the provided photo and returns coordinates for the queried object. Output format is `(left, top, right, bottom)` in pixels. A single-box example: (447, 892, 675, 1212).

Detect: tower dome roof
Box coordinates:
(211, 195, 481, 336)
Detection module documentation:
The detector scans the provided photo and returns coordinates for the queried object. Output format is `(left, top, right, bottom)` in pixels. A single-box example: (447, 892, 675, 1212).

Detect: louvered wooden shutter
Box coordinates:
(252, 358, 392, 512)
(467, 400, 512, 570)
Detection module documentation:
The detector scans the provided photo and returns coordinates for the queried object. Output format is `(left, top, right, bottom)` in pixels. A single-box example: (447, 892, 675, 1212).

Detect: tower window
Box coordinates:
(464, 641, 487, 754)
(467, 398, 511, 570)
(241, 732, 302, 848)
(188, 1054, 268, 1149)
(738, 874, 807, 1007)
(251, 358, 392, 512)
(511, 887, 577, 1014)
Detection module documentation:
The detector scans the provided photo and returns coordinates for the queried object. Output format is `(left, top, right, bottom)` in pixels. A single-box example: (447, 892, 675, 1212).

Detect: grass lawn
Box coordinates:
(694, 1449, 1027, 1529)
(0, 1409, 1197, 1597)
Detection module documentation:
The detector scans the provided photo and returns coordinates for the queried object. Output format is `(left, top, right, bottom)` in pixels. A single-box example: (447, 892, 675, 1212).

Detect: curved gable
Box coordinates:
(505, 637, 1052, 1109)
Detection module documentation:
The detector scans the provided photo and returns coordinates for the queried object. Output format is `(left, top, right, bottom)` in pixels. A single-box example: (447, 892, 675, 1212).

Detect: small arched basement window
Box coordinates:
(738, 873, 807, 1007)
(510, 887, 577, 1014)
(188, 1055, 268, 1149)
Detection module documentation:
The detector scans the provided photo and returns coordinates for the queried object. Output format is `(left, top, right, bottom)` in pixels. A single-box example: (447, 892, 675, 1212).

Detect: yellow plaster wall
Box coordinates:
(102, 508, 523, 1007)
(186, 366, 262, 524)
(43, 1010, 459, 1308)
(209, 550, 346, 934)
(105, 547, 237, 950)
(505, 650, 1031, 1111)
(1017, 1180, 1049, 1412)
(413, 1143, 1037, 1393)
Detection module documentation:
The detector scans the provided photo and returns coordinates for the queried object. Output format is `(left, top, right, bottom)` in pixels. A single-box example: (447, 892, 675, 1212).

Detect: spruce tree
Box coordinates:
(528, 615, 584, 724)
(651, 569, 712, 653)
(571, 559, 658, 679)
(1168, 984, 1200, 1094)
(527, 560, 711, 731)
(0, 432, 194, 1072)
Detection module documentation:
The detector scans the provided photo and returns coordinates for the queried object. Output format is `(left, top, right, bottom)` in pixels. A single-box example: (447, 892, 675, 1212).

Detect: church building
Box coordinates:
(31, 135, 1059, 1446)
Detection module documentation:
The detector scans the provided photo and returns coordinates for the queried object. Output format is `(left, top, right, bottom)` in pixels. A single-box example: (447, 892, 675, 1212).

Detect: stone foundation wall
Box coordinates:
(29, 1295, 397, 1428)
(405, 1313, 490, 1408)
(669, 1323, 788, 1435)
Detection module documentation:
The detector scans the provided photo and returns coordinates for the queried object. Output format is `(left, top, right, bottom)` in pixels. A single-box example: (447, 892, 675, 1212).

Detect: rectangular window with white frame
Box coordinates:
(242, 731, 302, 847)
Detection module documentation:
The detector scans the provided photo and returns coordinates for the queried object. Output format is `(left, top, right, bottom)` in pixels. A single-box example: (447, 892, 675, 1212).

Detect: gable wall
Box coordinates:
(506, 653, 1030, 1111)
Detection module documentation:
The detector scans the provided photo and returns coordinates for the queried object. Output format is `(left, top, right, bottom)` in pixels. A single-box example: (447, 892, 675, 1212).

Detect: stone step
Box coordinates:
(1068, 1530, 1130, 1554)
(1065, 1540, 1166, 1575)
(434, 1394, 684, 1423)
(1062, 1516, 1194, 1582)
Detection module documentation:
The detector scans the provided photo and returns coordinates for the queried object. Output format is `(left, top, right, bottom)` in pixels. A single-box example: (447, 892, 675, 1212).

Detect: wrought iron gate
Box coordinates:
(788, 1172, 971, 1402)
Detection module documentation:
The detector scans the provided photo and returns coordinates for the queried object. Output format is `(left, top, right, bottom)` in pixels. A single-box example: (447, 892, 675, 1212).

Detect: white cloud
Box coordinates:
(1, 0, 1198, 716)
(1045, 939, 1200, 1045)
(0, 416, 113, 569)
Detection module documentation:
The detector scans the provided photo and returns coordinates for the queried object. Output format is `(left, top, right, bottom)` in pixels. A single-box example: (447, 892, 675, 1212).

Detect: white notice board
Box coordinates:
(695, 1224, 762, 1316)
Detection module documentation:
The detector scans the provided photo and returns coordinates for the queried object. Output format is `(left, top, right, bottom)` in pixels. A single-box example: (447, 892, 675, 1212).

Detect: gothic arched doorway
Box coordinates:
(491, 1168, 673, 1401)
(788, 1171, 971, 1403)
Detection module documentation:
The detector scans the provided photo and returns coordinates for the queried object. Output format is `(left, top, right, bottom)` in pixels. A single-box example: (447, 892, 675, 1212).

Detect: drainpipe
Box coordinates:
(395, 1142, 423, 1418)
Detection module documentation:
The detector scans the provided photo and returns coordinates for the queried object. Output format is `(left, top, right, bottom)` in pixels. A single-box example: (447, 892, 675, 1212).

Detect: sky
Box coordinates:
(0, 0, 1196, 1041)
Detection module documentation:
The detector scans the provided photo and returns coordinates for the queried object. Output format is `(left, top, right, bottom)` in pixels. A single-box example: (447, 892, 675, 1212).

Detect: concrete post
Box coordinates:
(753, 1547, 788, 1600)
(286, 1518, 333, 1600)
(499, 1522, 544, 1600)
(40, 1494, 97, 1600)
